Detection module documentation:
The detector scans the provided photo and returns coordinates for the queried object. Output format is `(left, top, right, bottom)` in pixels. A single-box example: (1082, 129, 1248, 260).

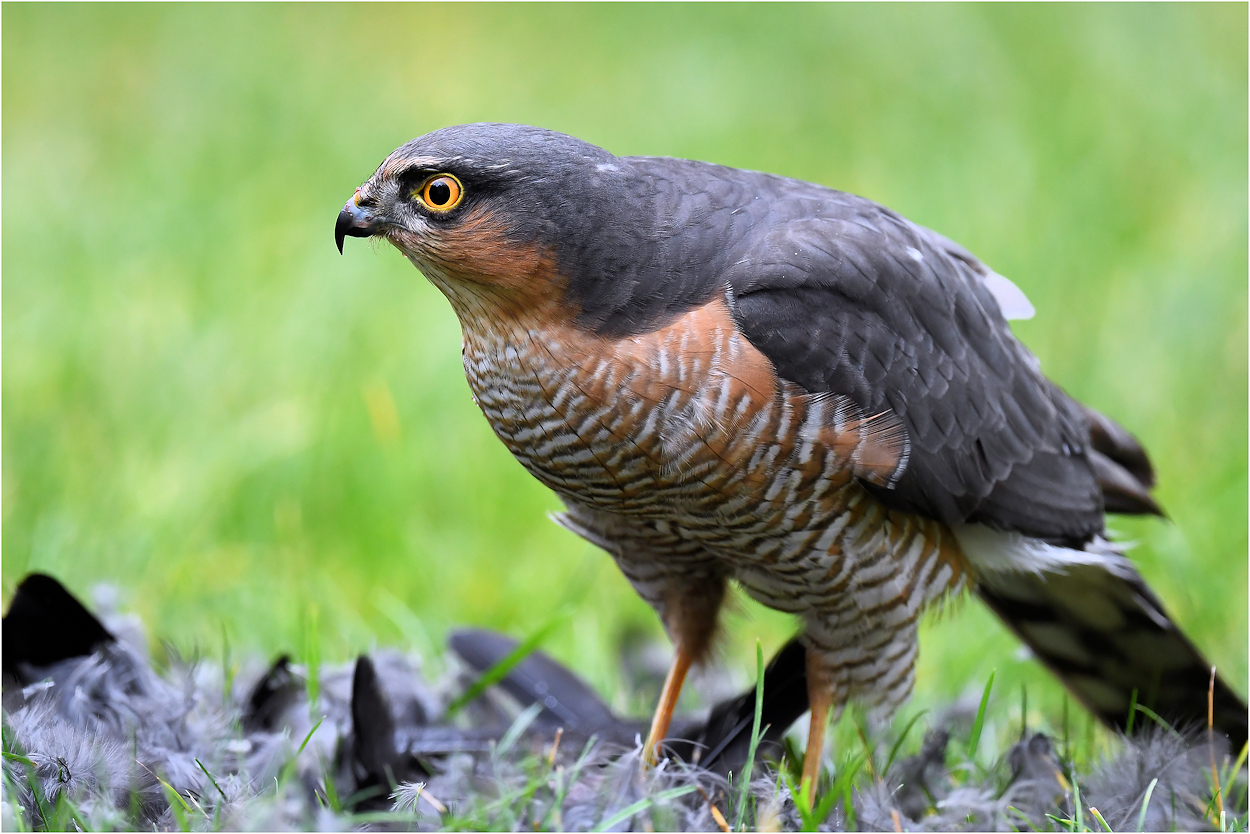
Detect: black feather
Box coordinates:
(3, 573, 114, 681)
(242, 654, 301, 733)
(350, 654, 427, 803)
(449, 628, 618, 734)
(674, 638, 809, 775)
(450, 627, 812, 777)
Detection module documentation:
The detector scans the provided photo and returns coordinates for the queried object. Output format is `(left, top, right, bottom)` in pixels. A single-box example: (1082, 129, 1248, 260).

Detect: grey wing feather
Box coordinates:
(719, 186, 1105, 543)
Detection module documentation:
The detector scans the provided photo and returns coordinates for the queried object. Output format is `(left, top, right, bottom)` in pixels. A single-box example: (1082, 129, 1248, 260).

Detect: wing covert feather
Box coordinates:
(721, 193, 1103, 543)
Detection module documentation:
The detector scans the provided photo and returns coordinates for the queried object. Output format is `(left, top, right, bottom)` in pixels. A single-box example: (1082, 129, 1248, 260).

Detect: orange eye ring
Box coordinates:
(416, 174, 463, 212)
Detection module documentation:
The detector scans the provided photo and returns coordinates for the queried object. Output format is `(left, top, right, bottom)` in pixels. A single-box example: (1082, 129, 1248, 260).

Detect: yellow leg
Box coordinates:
(801, 661, 833, 796)
(642, 646, 694, 765)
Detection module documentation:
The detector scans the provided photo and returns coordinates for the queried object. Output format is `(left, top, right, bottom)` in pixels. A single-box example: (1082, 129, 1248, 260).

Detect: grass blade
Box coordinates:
(1135, 777, 1158, 832)
(782, 751, 864, 832)
(302, 602, 322, 708)
(732, 640, 766, 832)
(298, 715, 326, 756)
(967, 670, 995, 761)
(884, 710, 928, 775)
(355, 809, 458, 825)
(1133, 703, 1181, 739)
(320, 769, 343, 813)
(2, 767, 31, 833)
(1045, 812, 1072, 830)
(1062, 695, 1071, 763)
(151, 768, 197, 830)
(195, 757, 228, 801)
(1207, 666, 1225, 829)
(1020, 683, 1029, 739)
(813, 754, 864, 830)
(593, 796, 653, 833)
(221, 622, 237, 708)
(779, 767, 816, 830)
(1222, 739, 1249, 815)
(50, 791, 89, 831)
(196, 756, 228, 829)
(592, 785, 695, 832)
(16, 760, 50, 828)
(496, 701, 544, 756)
(1073, 775, 1084, 832)
(855, 720, 876, 780)
(446, 605, 572, 717)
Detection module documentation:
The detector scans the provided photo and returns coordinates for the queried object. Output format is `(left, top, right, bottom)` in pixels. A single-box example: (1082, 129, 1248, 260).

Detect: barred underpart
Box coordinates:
(436, 273, 966, 719)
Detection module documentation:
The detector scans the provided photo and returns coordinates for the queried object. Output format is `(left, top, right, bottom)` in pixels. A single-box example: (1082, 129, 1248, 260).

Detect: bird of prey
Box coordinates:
(336, 123, 1246, 790)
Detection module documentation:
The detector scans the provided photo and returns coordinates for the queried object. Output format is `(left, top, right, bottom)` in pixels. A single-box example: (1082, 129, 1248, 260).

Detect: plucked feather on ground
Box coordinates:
(2, 574, 1243, 831)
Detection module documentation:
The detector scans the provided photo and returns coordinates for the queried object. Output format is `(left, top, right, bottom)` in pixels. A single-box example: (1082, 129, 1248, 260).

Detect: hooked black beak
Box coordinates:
(335, 191, 383, 254)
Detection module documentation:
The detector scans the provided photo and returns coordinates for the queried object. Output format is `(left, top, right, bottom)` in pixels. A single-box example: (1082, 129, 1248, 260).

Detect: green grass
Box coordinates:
(3, 3, 1246, 730)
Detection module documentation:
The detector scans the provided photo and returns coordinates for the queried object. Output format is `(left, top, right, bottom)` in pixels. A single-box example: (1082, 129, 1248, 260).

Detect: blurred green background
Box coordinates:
(4, 4, 1246, 726)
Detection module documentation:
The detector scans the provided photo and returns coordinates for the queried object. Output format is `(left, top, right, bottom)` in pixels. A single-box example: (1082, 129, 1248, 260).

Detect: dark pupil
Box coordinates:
(428, 180, 451, 206)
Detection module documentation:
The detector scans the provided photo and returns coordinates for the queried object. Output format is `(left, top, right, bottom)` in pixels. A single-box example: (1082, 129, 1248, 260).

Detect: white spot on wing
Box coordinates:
(980, 270, 1035, 320)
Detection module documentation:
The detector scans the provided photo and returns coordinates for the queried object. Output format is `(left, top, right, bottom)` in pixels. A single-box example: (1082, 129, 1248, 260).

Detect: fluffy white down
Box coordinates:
(953, 524, 1136, 581)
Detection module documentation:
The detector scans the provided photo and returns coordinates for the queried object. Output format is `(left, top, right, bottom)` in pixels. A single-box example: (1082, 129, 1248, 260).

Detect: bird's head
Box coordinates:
(335, 123, 631, 314)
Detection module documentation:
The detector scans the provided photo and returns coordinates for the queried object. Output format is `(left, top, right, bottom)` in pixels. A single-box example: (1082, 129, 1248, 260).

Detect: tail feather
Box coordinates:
(669, 638, 809, 774)
(976, 560, 1246, 750)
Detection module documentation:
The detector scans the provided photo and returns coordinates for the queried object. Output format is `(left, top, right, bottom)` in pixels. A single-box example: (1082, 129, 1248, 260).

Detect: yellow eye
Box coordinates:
(417, 174, 463, 212)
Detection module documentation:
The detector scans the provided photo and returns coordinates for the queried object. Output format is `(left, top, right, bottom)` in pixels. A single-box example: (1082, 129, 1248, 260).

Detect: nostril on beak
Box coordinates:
(335, 196, 382, 254)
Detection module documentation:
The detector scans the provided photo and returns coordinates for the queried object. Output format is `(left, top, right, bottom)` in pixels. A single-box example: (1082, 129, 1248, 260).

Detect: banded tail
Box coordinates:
(976, 557, 1246, 750)
(969, 402, 1246, 750)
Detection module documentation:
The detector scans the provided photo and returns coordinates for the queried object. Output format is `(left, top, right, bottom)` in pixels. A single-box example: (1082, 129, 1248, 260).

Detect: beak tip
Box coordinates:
(334, 208, 351, 255)
(335, 200, 380, 254)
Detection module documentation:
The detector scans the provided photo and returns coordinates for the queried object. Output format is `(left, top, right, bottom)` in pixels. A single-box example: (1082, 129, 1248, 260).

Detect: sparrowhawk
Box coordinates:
(336, 123, 1246, 790)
